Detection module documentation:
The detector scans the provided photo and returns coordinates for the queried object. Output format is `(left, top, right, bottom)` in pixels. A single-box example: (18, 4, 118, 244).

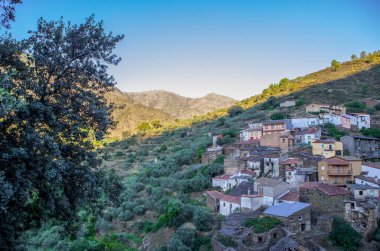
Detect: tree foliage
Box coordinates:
(0, 16, 123, 247)
(228, 105, 243, 117)
(331, 59, 341, 71)
(329, 217, 362, 251)
(0, 0, 22, 29)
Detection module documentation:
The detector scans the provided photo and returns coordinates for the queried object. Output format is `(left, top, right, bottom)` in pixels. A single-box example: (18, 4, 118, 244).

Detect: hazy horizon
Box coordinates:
(4, 0, 380, 99)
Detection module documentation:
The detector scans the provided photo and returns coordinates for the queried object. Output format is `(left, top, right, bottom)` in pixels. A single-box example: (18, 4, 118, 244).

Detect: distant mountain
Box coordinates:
(126, 90, 237, 119)
(106, 89, 236, 137)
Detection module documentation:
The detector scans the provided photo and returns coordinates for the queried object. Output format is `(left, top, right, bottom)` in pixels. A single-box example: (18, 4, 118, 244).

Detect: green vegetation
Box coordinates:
(270, 112, 286, 120)
(329, 217, 362, 251)
(331, 59, 341, 71)
(244, 216, 282, 233)
(228, 105, 244, 117)
(323, 123, 347, 140)
(361, 128, 380, 139)
(345, 100, 366, 113)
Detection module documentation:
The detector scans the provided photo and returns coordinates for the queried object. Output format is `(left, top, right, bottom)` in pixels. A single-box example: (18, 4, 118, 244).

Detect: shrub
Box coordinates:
(193, 207, 213, 231)
(270, 112, 285, 120)
(360, 128, 380, 139)
(331, 59, 341, 71)
(217, 234, 237, 248)
(324, 123, 347, 140)
(228, 105, 243, 117)
(167, 227, 201, 251)
(114, 151, 126, 157)
(118, 210, 134, 221)
(345, 100, 366, 113)
(244, 216, 282, 233)
(329, 217, 362, 251)
(133, 205, 146, 216)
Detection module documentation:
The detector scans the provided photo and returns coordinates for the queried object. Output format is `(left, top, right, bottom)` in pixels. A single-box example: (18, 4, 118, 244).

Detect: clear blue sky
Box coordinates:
(5, 0, 380, 100)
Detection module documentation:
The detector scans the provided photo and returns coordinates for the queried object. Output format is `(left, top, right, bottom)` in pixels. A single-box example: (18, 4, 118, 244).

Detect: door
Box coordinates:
(301, 223, 306, 232)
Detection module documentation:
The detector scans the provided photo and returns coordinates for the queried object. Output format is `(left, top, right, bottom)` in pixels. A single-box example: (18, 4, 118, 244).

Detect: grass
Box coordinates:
(244, 216, 282, 233)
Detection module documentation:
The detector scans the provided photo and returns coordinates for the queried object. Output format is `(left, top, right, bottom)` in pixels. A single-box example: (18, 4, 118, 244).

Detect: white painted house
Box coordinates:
(212, 170, 255, 192)
(254, 177, 290, 206)
(290, 117, 320, 129)
(241, 194, 263, 212)
(351, 113, 371, 129)
(320, 114, 341, 126)
(219, 194, 241, 216)
(362, 162, 380, 179)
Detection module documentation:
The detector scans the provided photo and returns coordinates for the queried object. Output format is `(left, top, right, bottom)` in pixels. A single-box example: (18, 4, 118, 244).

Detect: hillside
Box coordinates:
(106, 89, 237, 137)
(97, 52, 380, 250)
(126, 90, 236, 119)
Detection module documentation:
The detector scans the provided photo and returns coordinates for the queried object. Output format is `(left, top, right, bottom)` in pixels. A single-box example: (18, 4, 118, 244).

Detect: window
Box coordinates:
(282, 139, 286, 143)
(359, 191, 363, 196)
(298, 216, 303, 220)
(318, 193, 322, 198)
(258, 237, 263, 243)
(273, 232, 277, 238)
(223, 203, 226, 207)
(288, 172, 291, 175)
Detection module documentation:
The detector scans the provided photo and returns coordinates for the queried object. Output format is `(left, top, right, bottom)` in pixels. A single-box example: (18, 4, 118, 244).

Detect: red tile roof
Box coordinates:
(300, 182, 350, 196)
(280, 157, 302, 165)
(323, 157, 349, 166)
(240, 169, 256, 176)
(205, 190, 224, 199)
(297, 127, 320, 135)
(219, 194, 241, 204)
(363, 162, 380, 170)
(213, 174, 233, 180)
(278, 191, 299, 202)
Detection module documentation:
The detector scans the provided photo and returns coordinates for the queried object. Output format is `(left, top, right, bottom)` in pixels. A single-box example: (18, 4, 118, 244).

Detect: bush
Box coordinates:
(228, 105, 243, 117)
(345, 100, 366, 113)
(114, 151, 126, 157)
(331, 59, 341, 71)
(217, 234, 237, 248)
(270, 112, 285, 120)
(167, 227, 201, 251)
(193, 207, 213, 231)
(324, 123, 347, 140)
(118, 210, 134, 221)
(244, 216, 282, 233)
(133, 205, 146, 216)
(329, 217, 362, 251)
(360, 128, 380, 139)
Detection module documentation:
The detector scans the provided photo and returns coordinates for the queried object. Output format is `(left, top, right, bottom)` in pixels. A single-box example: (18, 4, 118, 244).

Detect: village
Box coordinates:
(202, 101, 380, 250)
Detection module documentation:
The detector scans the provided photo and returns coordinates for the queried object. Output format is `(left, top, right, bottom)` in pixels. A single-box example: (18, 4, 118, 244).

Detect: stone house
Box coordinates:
(276, 191, 300, 204)
(299, 182, 350, 222)
(263, 202, 312, 233)
(294, 167, 318, 188)
(345, 184, 379, 234)
(306, 104, 346, 115)
(340, 135, 380, 159)
(205, 190, 224, 212)
(351, 113, 371, 129)
(219, 194, 241, 216)
(254, 177, 290, 206)
(263, 153, 281, 177)
(317, 156, 362, 186)
(294, 127, 321, 146)
(311, 139, 343, 158)
(280, 100, 296, 107)
(223, 157, 246, 174)
(371, 115, 380, 129)
(361, 98, 379, 108)
(262, 120, 289, 135)
(201, 146, 223, 164)
(280, 157, 303, 178)
(260, 132, 294, 152)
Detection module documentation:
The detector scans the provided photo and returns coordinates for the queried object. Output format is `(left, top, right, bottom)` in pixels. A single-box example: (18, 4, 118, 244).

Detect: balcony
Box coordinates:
(328, 169, 352, 176)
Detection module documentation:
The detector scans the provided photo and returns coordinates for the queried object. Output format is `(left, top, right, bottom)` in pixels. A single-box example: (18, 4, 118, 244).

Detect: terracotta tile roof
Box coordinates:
(219, 194, 241, 204)
(323, 157, 349, 166)
(280, 157, 302, 165)
(240, 169, 256, 176)
(300, 182, 350, 195)
(297, 127, 320, 135)
(337, 156, 361, 161)
(278, 191, 299, 202)
(205, 190, 224, 199)
(213, 174, 233, 180)
(363, 162, 380, 170)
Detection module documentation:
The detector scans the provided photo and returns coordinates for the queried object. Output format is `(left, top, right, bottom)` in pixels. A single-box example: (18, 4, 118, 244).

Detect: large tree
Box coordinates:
(0, 0, 22, 29)
(0, 16, 123, 247)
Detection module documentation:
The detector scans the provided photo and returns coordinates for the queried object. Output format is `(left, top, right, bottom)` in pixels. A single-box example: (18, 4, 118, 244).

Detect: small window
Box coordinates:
(282, 139, 286, 143)
(298, 216, 303, 220)
(318, 193, 322, 198)
(288, 172, 291, 175)
(273, 232, 277, 238)
(359, 191, 363, 195)
(223, 203, 226, 207)
(258, 236, 263, 243)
